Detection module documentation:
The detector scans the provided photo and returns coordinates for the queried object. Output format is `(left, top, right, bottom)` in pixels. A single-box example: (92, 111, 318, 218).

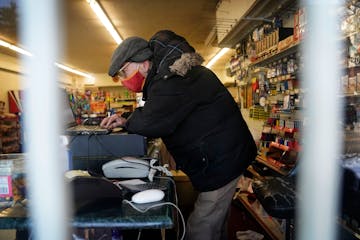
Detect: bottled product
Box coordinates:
(0, 154, 25, 210)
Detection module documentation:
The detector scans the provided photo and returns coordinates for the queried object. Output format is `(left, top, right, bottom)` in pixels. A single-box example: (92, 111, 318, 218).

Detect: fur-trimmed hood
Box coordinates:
(148, 30, 204, 77)
(142, 30, 204, 101)
(169, 52, 204, 76)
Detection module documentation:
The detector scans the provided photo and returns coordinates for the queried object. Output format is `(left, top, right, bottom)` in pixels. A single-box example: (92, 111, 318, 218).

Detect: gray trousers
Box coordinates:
(185, 176, 240, 240)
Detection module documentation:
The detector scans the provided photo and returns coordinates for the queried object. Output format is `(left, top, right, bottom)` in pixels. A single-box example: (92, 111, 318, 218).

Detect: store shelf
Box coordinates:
(273, 126, 298, 133)
(113, 99, 136, 102)
(218, 0, 296, 48)
(268, 73, 298, 83)
(250, 42, 299, 67)
(237, 193, 285, 240)
(256, 155, 289, 176)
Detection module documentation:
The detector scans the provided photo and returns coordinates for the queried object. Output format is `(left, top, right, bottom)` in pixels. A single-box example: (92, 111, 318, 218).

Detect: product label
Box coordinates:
(0, 176, 13, 197)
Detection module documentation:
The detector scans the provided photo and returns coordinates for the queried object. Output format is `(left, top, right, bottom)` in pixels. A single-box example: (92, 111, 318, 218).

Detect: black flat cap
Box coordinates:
(108, 37, 153, 77)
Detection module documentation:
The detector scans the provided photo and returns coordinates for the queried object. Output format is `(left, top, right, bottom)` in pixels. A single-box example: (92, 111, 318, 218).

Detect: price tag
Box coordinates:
(0, 176, 13, 197)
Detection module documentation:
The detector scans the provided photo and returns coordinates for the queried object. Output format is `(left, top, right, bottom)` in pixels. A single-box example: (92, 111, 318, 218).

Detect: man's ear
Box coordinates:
(140, 60, 151, 73)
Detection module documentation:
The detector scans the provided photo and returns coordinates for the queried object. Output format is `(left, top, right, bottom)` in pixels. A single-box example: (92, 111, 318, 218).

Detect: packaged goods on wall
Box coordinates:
(0, 101, 4, 114)
(0, 113, 20, 154)
(66, 86, 137, 125)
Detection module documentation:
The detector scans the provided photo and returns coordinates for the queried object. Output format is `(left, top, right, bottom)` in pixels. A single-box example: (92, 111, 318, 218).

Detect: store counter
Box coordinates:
(0, 141, 176, 238)
(0, 177, 176, 239)
(67, 133, 148, 173)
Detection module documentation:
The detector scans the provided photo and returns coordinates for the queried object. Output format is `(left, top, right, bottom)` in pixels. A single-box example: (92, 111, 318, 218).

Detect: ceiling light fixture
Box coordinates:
(205, 48, 230, 69)
(86, 0, 122, 44)
(1, 39, 94, 80)
(55, 63, 95, 80)
(0, 39, 32, 56)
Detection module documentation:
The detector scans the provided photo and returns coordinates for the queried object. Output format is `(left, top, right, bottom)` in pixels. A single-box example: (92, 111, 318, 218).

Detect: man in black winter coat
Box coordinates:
(101, 30, 257, 240)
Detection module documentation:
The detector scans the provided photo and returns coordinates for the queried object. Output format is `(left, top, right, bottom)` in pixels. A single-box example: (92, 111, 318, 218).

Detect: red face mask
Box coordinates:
(121, 70, 145, 92)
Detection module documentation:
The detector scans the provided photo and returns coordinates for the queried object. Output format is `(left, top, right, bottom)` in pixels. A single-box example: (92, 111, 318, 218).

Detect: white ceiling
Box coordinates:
(0, 0, 236, 80)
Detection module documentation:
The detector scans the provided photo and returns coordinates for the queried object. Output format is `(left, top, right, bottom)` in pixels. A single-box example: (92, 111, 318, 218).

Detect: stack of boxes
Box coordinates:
(254, 28, 294, 62)
(252, 7, 307, 63)
(255, 28, 294, 54)
(0, 114, 20, 154)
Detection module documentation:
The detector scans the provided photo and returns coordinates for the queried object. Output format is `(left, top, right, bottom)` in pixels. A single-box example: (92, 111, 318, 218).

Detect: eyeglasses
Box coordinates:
(112, 62, 130, 82)
(117, 62, 130, 79)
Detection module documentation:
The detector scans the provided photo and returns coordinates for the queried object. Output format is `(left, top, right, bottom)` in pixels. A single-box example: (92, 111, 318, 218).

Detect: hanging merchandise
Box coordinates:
(251, 77, 259, 91)
(8, 90, 23, 114)
(283, 95, 290, 110)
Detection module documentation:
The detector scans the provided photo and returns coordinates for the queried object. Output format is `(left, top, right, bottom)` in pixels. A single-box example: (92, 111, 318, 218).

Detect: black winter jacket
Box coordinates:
(125, 31, 257, 191)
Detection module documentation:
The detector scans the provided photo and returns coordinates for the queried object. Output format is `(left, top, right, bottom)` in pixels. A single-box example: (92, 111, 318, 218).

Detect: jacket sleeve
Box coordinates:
(125, 76, 197, 138)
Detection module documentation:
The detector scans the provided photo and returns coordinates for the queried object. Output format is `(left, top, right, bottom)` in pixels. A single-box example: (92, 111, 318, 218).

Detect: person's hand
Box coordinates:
(100, 114, 127, 129)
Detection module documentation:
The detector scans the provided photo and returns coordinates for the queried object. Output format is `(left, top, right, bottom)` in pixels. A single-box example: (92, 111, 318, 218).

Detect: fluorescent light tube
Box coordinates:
(0, 39, 32, 56)
(205, 48, 230, 69)
(87, 0, 122, 44)
(55, 62, 95, 80)
(0, 39, 93, 80)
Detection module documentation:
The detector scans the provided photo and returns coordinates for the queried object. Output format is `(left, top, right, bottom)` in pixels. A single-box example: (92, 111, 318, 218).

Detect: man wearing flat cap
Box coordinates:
(101, 30, 257, 240)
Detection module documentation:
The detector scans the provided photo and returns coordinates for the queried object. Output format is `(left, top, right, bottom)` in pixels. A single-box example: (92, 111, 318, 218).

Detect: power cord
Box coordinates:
(148, 158, 172, 181)
(137, 229, 142, 240)
(153, 175, 180, 240)
(150, 159, 173, 176)
(123, 199, 185, 240)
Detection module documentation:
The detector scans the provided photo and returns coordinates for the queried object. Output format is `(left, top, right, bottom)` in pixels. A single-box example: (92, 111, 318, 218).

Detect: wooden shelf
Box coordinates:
(268, 73, 298, 83)
(237, 193, 285, 240)
(113, 99, 136, 102)
(256, 155, 289, 176)
(273, 126, 298, 133)
(250, 42, 299, 67)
